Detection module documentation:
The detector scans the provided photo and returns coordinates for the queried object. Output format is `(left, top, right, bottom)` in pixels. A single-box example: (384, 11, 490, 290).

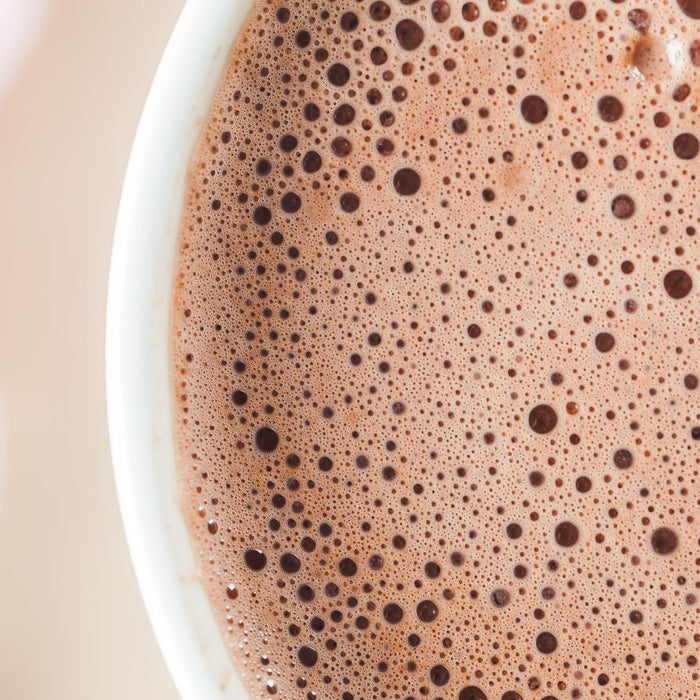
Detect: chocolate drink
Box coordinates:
(171, 1, 700, 697)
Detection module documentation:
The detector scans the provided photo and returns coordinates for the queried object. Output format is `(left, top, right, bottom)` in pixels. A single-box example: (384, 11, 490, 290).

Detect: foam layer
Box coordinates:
(171, 1, 700, 698)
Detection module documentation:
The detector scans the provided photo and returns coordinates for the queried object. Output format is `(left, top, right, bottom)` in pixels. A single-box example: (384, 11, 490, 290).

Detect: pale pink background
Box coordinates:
(0, 1, 184, 697)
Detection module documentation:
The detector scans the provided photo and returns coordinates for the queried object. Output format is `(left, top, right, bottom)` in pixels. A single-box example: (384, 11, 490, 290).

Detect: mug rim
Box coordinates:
(106, 1, 253, 698)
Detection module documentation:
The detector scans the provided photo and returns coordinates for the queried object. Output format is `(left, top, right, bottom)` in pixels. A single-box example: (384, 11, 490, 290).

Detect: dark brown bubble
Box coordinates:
(416, 599, 438, 622)
(244, 548, 267, 571)
(501, 693, 523, 700)
(431, 0, 451, 21)
(651, 527, 678, 554)
(327, 63, 350, 86)
(684, 373, 698, 389)
(339, 557, 357, 576)
(393, 168, 421, 195)
(340, 11, 359, 31)
(597, 95, 624, 122)
(370, 46, 388, 65)
(673, 133, 699, 160)
(253, 206, 272, 226)
(611, 194, 635, 219)
(628, 8, 650, 32)
(297, 646, 318, 667)
(280, 552, 301, 573)
(425, 561, 441, 578)
(595, 332, 615, 352)
(452, 117, 468, 134)
(429, 664, 450, 686)
(576, 476, 592, 493)
(491, 588, 511, 607)
(295, 30, 310, 48)
(369, 1, 391, 20)
(255, 427, 279, 452)
(613, 449, 633, 469)
(554, 522, 579, 547)
(334, 103, 356, 125)
(677, 0, 700, 18)
(279, 134, 298, 152)
(460, 688, 487, 700)
(232, 390, 248, 406)
(383, 603, 404, 623)
(303, 103, 320, 121)
(339, 192, 360, 212)
(528, 404, 558, 434)
(281, 192, 302, 213)
(571, 151, 588, 169)
(395, 19, 424, 50)
(520, 95, 548, 124)
(569, 0, 586, 18)
(563, 273, 578, 288)
(536, 631, 558, 654)
(506, 523, 522, 539)
(331, 137, 352, 157)
(302, 151, 322, 173)
(467, 324, 482, 339)
(462, 2, 480, 20)
(664, 269, 693, 299)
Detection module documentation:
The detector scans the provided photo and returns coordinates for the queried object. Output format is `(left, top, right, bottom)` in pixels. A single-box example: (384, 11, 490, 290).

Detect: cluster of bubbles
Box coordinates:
(172, 0, 700, 697)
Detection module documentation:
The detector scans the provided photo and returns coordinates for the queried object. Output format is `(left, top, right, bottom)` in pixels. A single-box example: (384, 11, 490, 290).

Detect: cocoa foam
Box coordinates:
(171, 1, 700, 698)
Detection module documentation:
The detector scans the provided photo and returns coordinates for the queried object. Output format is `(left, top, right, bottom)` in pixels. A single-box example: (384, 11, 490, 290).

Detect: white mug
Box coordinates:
(106, 1, 253, 698)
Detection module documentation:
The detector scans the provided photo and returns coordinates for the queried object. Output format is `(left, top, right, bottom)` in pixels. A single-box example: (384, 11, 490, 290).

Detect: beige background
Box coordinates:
(0, 1, 184, 697)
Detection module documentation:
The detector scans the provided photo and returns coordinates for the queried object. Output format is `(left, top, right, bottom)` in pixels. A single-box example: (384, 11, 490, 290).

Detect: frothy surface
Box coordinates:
(172, 1, 700, 697)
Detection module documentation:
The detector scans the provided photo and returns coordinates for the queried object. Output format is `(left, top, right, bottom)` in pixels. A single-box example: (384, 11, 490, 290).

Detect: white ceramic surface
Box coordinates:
(106, 1, 253, 698)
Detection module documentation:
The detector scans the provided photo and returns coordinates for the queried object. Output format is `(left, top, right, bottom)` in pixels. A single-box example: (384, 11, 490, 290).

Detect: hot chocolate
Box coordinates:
(172, 1, 700, 697)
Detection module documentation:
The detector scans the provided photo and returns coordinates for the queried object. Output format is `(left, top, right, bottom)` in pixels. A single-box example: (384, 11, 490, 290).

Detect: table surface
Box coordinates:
(0, 1, 184, 697)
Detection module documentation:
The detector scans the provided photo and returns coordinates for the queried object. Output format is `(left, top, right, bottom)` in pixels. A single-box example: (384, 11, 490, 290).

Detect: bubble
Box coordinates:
(232, 390, 248, 406)
(416, 599, 438, 621)
(459, 689, 487, 700)
(536, 632, 558, 654)
(491, 588, 511, 607)
(280, 552, 301, 573)
(613, 449, 634, 469)
(369, 1, 391, 20)
(255, 427, 279, 452)
(244, 548, 268, 571)
(339, 192, 360, 212)
(651, 527, 679, 554)
(611, 194, 635, 219)
(383, 603, 404, 623)
(628, 8, 651, 33)
(677, 0, 700, 18)
(328, 63, 350, 86)
(393, 168, 421, 195)
(253, 206, 272, 226)
(395, 19, 424, 50)
(597, 95, 624, 122)
(664, 269, 693, 298)
(673, 133, 699, 160)
(569, 0, 586, 19)
(554, 522, 579, 547)
(297, 646, 318, 667)
(528, 404, 558, 434)
(594, 332, 615, 352)
(339, 557, 357, 576)
(520, 95, 548, 124)
(429, 664, 450, 686)
(431, 0, 451, 22)
(302, 151, 322, 173)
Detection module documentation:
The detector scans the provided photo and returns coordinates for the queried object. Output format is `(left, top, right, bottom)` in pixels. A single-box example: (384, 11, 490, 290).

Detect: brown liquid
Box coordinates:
(171, 1, 700, 698)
